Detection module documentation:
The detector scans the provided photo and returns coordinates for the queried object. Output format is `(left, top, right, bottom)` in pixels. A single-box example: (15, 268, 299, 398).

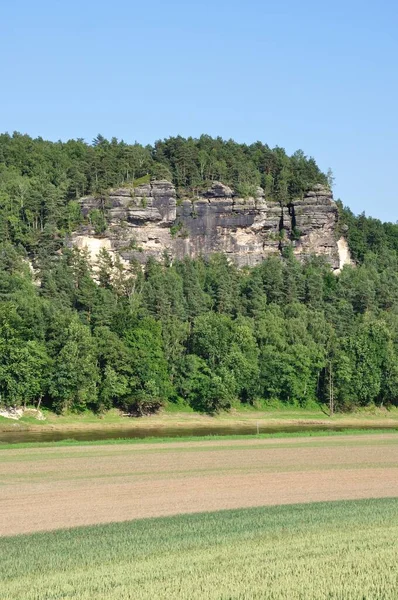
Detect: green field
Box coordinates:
(1, 498, 398, 599)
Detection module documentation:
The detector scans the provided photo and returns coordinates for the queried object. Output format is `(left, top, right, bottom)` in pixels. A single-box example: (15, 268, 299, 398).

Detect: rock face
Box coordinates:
(71, 181, 350, 270)
(282, 184, 342, 267)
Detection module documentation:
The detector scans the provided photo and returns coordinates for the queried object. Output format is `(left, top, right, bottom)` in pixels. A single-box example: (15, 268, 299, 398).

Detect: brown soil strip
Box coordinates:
(1, 434, 398, 536)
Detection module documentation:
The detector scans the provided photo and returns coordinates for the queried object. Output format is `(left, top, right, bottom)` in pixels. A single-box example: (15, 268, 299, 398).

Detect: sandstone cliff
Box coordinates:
(71, 181, 350, 270)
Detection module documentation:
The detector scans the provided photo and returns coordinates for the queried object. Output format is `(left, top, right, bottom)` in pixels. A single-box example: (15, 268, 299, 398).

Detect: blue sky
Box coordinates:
(1, 0, 397, 221)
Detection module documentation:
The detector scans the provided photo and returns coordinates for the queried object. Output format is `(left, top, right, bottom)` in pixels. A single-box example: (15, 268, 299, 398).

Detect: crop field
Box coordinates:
(1, 433, 398, 536)
(1, 498, 398, 599)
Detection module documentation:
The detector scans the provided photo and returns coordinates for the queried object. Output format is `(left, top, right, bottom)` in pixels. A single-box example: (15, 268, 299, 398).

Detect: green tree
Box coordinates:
(49, 318, 99, 413)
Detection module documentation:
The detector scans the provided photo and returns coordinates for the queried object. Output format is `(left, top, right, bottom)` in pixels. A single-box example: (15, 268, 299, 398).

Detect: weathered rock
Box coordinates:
(204, 181, 233, 198)
(70, 181, 350, 270)
(288, 186, 340, 268)
(105, 180, 177, 226)
(0, 406, 23, 420)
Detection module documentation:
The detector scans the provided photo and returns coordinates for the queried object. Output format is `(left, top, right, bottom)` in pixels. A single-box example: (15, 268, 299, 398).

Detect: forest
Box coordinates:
(1, 132, 398, 414)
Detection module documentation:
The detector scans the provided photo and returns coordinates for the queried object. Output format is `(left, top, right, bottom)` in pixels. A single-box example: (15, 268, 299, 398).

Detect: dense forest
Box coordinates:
(1, 132, 398, 414)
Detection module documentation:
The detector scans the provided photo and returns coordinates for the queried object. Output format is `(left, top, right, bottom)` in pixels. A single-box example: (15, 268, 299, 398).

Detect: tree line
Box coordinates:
(2, 241, 398, 414)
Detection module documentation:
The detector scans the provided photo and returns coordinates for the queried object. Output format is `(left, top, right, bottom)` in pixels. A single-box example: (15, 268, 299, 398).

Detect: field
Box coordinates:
(2, 432, 398, 599)
(1, 433, 398, 535)
(2, 405, 398, 435)
(1, 498, 398, 599)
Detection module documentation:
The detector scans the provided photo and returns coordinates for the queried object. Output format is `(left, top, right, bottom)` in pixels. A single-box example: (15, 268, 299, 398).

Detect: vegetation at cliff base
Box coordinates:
(2, 132, 398, 415)
(2, 242, 398, 415)
(1, 498, 398, 599)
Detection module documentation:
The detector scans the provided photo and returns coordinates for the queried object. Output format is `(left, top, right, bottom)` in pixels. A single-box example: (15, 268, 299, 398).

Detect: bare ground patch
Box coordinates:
(1, 433, 398, 536)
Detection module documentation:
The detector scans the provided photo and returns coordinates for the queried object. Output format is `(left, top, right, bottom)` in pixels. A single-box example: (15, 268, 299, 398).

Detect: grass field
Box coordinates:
(1, 433, 398, 535)
(1, 498, 398, 599)
(2, 405, 398, 434)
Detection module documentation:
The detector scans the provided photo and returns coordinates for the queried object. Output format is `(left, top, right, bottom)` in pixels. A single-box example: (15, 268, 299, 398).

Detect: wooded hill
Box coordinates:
(1, 132, 398, 414)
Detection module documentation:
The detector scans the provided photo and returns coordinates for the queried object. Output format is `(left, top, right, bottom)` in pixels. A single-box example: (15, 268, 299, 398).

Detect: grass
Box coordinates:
(1, 427, 397, 450)
(1, 498, 398, 599)
(2, 404, 398, 431)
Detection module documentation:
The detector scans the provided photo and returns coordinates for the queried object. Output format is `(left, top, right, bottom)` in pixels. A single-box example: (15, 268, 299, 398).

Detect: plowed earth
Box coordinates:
(1, 433, 398, 536)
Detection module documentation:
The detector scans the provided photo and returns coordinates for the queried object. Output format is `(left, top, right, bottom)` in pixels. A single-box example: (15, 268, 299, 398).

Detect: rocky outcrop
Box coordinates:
(283, 184, 341, 267)
(71, 181, 350, 270)
(0, 407, 45, 420)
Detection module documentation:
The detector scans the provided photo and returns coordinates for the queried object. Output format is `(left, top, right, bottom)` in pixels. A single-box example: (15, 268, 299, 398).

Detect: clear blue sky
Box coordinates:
(1, 0, 397, 221)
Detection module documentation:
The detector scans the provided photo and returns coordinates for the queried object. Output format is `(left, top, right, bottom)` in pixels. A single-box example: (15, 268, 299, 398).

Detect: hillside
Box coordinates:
(1, 132, 398, 416)
(0, 132, 330, 259)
